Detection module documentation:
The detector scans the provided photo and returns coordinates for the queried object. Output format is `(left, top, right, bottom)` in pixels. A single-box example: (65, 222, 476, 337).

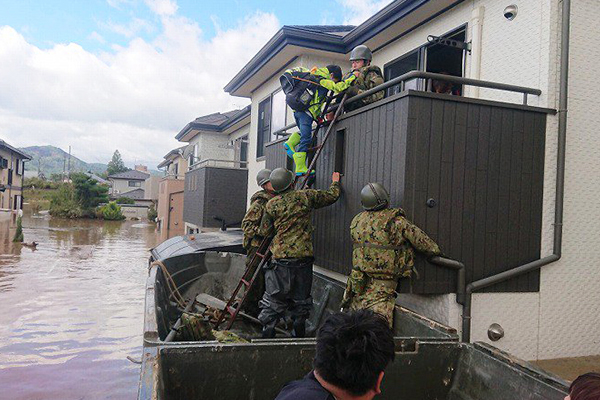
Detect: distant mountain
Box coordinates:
(21, 145, 163, 178)
(21, 146, 108, 178)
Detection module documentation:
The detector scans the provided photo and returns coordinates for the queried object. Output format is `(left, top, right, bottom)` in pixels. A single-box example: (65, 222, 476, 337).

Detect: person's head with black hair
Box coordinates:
(313, 310, 395, 399)
(326, 65, 343, 82)
(566, 373, 600, 400)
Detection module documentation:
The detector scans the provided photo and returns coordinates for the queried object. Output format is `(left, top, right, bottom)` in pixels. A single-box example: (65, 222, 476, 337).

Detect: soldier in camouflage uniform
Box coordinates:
(241, 169, 275, 316)
(341, 183, 441, 327)
(258, 168, 341, 338)
(344, 45, 385, 112)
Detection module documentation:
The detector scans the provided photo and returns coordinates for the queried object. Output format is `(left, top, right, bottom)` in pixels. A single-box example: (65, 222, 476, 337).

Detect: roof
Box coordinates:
(158, 146, 187, 168)
(175, 105, 251, 141)
(108, 170, 150, 180)
(84, 171, 109, 185)
(224, 0, 457, 96)
(0, 140, 32, 160)
(116, 188, 145, 200)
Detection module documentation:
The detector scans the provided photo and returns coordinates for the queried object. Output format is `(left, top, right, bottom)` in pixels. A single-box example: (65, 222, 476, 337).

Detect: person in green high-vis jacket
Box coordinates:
(283, 65, 356, 175)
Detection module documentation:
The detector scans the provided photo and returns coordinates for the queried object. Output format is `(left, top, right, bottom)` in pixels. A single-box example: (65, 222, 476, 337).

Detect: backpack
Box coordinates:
(279, 70, 324, 112)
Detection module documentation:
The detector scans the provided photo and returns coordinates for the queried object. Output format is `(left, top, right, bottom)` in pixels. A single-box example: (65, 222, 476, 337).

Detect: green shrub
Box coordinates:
(49, 184, 86, 218)
(116, 197, 135, 205)
(147, 204, 158, 221)
(100, 201, 125, 220)
(13, 216, 24, 242)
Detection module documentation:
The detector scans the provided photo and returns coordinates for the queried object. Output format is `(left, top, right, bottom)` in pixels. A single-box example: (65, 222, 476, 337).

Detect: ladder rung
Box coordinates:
(226, 306, 237, 315)
(241, 279, 250, 286)
(256, 252, 266, 258)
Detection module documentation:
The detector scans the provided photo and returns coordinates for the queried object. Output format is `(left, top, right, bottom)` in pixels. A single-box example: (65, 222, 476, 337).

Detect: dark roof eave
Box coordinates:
(224, 0, 452, 96)
(224, 27, 346, 95)
(175, 106, 251, 141)
(0, 141, 32, 160)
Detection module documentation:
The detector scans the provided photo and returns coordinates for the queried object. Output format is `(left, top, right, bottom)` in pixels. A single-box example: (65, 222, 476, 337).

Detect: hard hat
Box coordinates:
(349, 45, 373, 62)
(270, 168, 295, 193)
(360, 182, 390, 211)
(256, 168, 272, 187)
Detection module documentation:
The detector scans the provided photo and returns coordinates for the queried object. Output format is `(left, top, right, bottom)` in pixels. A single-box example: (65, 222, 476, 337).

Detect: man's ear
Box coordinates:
(374, 371, 385, 394)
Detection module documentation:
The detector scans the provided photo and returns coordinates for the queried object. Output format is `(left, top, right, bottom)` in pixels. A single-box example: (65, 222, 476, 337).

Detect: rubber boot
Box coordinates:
(292, 319, 306, 338)
(292, 152, 308, 176)
(284, 132, 301, 158)
(261, 320, 278, 339)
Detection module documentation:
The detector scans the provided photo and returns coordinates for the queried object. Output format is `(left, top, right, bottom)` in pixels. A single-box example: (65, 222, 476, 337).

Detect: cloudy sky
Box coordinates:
(0, 0, 390, 168)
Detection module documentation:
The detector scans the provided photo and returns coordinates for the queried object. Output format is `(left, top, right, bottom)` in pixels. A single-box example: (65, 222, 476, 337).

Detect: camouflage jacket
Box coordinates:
(345, 65, 384, 110)
(242, 190, 274, 250)
(260, 182, 341, 259)
(350, 208, 441, 279)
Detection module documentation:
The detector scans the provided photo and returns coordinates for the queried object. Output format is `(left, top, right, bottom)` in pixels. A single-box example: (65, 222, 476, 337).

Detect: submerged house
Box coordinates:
(223, 0, 599, 362)
(156, 146, 188, 241)
(0, 139, 30, 212)
(175, 107, 251, 234)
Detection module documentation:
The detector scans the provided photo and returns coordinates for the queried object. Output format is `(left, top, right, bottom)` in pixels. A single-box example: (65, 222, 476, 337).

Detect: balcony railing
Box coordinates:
(271, 70, 542, 138)
(188, 159, 247, 172)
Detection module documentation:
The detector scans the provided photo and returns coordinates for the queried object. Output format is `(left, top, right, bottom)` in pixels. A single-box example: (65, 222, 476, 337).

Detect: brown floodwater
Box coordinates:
(0, 207, 158, 400)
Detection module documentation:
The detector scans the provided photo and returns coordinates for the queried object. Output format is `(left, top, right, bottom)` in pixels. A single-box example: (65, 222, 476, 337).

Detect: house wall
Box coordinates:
(166, 155, 188, 177)
(241, 0, 600, 360)
(157, 177, 185, 242)
(145, 176, 160, 201)
(0, 147, 26, 211)
(111, 178, 146, 195)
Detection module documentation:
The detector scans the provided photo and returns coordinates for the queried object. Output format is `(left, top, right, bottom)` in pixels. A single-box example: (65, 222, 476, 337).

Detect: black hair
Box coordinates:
(570, 372, 600, 400)
(326, 64, 343, 82)
(313, 310, 395, 396)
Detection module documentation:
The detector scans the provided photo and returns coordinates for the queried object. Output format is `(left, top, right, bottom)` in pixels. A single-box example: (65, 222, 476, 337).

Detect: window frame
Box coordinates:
(128, 180, 142, 188)
(256, 88, 288, 159)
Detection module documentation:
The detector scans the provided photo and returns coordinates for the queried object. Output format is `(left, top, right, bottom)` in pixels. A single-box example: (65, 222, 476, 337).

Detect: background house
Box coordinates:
(156, 147, 188, 242)
(108, 169, 150, 197)
(175, 107, 251, 234)
(0, 139, 31, 212)
(223, 0, 600, 363)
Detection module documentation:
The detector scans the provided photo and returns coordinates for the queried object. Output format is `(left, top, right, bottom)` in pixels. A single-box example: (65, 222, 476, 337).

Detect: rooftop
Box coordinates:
(0, 139, 32, 160)
(176, 105, 251, 142)
(108, 170, 150, 180)
(115, 188, 146, 200)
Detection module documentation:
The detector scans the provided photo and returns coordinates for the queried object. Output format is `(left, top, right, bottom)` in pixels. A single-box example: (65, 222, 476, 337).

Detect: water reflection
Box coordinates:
(0, 207, 158, 399)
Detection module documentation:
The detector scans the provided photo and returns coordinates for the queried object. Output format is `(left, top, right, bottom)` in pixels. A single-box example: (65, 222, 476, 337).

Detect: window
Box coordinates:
(271, 90, 287, 141)
(128, 180, 141, 187)
(234, 135, 248, 168)
(256, 97, 271, 158)
(384, 25, 466, 97)
(384, 50, 421, 96)
(15, 159, 21, 175)
(256, 89, 288, 158)
(14, 195, 22, 210)
(7, 169, 12, 186)
(173, 163, 178, 176)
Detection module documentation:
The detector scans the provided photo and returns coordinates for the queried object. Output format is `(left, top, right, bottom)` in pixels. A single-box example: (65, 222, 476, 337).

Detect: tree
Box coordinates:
(100, 201, 125, 220)
(106, 150, 129, 176)
(13, 216, 24, 242)
(71, 173, 109, 209)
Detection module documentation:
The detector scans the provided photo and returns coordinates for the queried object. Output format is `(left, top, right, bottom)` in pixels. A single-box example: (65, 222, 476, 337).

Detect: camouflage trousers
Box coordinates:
(242, 246, 265, 316)
(349, 278, 398, 328)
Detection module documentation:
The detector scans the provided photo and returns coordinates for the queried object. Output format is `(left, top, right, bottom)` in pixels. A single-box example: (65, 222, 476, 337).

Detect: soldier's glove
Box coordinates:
(346, 85, 360, 97)
(340, 283, 353, 311)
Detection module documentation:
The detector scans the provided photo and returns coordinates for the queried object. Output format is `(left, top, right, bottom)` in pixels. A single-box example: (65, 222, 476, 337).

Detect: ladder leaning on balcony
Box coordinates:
(214, 94, 349, 331)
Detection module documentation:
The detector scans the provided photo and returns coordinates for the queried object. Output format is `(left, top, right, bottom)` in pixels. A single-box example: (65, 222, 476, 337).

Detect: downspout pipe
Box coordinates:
(462, 0, 571, 342)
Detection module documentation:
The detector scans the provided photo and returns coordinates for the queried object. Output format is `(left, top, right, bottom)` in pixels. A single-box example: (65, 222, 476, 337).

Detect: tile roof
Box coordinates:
(116, 188, 145, 200)
(108, 170, 150, 180)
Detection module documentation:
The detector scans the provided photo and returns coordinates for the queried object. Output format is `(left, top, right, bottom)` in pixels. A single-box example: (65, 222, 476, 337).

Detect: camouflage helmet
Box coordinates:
(360, 182, 390, 211)
(256, 168, 272, 187)
(350, 45, 373, 62)
(270, 168, 295, 193)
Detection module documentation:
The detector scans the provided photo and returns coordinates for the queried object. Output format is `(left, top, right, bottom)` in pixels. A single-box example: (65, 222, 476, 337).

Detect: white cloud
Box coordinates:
(88, 31, 106, 44)
(101, 17, 155, 38)
(337, 0, 393, 25)
(144, 0, 178, 16)
(0, 11, 280, 167)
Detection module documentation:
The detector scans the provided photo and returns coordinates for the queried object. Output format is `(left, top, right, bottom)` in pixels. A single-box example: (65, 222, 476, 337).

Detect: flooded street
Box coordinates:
(0, 208, 158, 400)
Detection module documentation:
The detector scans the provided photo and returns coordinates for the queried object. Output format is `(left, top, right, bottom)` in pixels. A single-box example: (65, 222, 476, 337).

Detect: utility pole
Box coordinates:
(63, 154, 66, 182)
(67, 146, 71, 179)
